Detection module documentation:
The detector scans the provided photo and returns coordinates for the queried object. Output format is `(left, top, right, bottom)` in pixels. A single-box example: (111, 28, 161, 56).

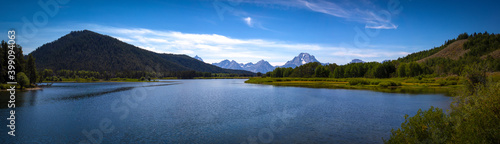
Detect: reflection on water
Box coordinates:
(0, 79, 451, 143)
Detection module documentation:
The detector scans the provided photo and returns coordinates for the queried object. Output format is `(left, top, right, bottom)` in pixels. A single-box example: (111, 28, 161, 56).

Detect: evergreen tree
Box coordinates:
(0, 41, 5, 83)
(26, 54, 38, 84)
(14, 45, 26, 74)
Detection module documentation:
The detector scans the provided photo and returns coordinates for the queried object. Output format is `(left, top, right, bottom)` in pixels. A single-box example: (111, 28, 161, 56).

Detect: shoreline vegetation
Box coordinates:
(384, 64, 500, 143)
(245, 72, 500, 96)
(245, 77, 462, 96)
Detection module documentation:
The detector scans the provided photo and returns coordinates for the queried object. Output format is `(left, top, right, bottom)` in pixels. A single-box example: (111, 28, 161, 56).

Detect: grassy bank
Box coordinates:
(194, 77, 250, 79)
(41, 76, 250, 82)
(42, 77, 162, 83)
(245, 77, 465, 95)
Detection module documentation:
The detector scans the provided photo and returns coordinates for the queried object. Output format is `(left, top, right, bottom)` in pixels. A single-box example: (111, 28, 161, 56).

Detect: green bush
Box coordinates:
(370, 81, 381, 85)
(437, 80, 448, 86)
(384, 106, 452, 143)
(378, 81, 401, 87)
(385, 82, 500, 143)
(17, 72, 30, 89)
(445, 75, 459, 81)
(449, 83, 500, 143)
(348, 79, 370, 85)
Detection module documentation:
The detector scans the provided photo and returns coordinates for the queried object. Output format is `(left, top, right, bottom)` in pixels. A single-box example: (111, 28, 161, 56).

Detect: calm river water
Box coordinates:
(0, 79, 452, 143)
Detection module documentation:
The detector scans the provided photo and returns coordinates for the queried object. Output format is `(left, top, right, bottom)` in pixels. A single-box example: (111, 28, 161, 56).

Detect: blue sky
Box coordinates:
(1, 0, 499, 65)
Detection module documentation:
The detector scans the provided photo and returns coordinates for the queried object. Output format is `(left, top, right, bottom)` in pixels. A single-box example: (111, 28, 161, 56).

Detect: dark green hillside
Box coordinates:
(30, 30, 252, 74)
(398, 32, 500, 63)
(397, 33, 470, 63)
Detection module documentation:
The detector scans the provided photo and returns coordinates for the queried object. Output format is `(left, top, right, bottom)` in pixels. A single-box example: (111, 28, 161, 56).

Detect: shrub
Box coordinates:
(348, 79, 370, 85)
(17, 72, 30, 89)
(445, 75, 459, 81)
(437, 79, 448, 86)
(449, 83, 500, 143)
(370, 81, 381, 85)
(384, 106, 452, 143)
(385, 82, 500, 143)
(378, 81, 401, 87)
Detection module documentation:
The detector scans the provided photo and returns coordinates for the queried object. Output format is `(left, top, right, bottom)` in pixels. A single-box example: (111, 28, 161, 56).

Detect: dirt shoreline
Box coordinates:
(0, 87, 43, 91)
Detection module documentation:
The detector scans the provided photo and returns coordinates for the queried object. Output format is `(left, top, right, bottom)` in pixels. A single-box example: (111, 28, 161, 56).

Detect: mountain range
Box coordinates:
(212, 59, 275, 73)
(30, 30, 253, 74)
(210, 53, 324, 73)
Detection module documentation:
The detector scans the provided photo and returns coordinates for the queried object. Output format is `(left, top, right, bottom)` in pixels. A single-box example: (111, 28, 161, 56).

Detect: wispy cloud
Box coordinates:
(241, 16, 275, 32)
(331, 50, 409, 58)
(85, 24, 408, 65)
(240, 0, 398, 29)
(244, 17, 253, 27)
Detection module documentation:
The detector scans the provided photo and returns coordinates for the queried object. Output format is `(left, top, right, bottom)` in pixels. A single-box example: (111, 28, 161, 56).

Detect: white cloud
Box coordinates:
(86, 25, 409, 65)
(331, 50, 409, 58)
(244, 17, 253, 27)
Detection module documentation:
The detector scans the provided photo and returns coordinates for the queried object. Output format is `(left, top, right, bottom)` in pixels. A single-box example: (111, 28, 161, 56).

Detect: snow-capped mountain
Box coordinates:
(350, 59, 365, 64)
(193, 55, 203, 62)
(212, 60, 244, 70)
(245, 60, 275, 73)
(213, 53, 323, 73)
(242, 62, 254, 69)
(212, 60, 275, 73)
(281, 53, 320, 68)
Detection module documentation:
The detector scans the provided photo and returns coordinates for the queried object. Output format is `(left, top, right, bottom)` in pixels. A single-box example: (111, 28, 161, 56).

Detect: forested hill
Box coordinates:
(397, 32, 500, 63)
(30, 30, 253, 74)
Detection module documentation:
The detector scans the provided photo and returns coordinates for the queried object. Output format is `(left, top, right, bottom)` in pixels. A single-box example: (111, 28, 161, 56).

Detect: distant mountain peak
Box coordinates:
(350, 59, 364, 64)
(282, 52, 319, 68)
(193, 55, 203, 62)
(212, 59, 243, 70)
(298, 52, 309, 56)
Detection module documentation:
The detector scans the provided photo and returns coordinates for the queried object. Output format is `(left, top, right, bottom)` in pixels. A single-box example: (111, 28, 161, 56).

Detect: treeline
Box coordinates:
(423, 56, 500, 75)
(264, 61, 432, 79)
(37, 69, 252, 81)
(0, 41, 38, 88)
(265, 57, 499, 79)
(463, 31, 500, 57)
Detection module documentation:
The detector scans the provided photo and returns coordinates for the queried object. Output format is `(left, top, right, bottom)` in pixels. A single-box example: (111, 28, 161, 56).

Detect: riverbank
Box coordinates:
(0, 84, 43, 91)
(194, 77, 250, 79)
(245, 77, 463, 96)
(40, 77, 168, 83)
(0, 78, 163, 91)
